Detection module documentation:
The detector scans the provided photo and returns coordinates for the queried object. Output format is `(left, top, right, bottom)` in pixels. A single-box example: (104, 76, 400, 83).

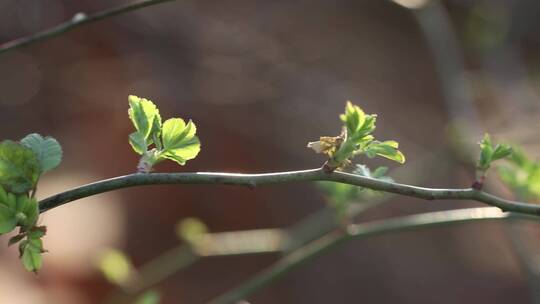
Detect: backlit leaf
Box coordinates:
(128, 95, 159, 140)
(129, 132, 147, 155)
(492, 144, 512, 161)
(161, 118, 200, 165)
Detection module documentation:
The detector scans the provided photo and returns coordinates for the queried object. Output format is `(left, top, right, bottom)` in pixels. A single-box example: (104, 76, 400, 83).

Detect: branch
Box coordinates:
(208, 207, 539, 304)
(106, 197, 388, 303)
(0, 0, 175, 55)
(39, 167, 540, 216)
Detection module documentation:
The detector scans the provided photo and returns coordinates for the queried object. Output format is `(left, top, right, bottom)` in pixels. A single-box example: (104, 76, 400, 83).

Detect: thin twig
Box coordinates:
(0, 0, 175, 55)
(207, 207, 539, 304)
(38, 168, 540, 216)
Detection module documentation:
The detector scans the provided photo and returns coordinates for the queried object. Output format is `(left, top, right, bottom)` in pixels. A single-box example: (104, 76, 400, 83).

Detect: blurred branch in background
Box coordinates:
(500, 149, 540, 302)
(0, 0, 176, 55)
(408, 0, 481, 137)
(103, 190, 386, 304)
(398, 1, 540, 303)
(209, 207, 540, 304)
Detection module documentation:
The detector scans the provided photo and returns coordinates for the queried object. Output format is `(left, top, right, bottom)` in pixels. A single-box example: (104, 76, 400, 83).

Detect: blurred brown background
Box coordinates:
(1, 0, 540, 303)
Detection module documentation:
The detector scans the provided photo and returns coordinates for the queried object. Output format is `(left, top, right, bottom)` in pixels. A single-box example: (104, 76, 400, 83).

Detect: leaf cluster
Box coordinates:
(128, 95, 201, 172)
(0, 133, 62, 272)
(308, 101, 404, 171)
(477, 133, 512, 172)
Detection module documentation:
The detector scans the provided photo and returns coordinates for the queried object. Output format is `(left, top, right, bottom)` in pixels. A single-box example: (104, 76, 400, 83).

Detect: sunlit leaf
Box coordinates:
(477, 133, 512, 172)
(492, 144, 512, 161)
(129, 132, 147, 155)
(365, 142, 405, 164)
(310, 101, 404, 170)
(161, 118, 200, 165)
(128, 95, 159, 140)
(340, 101, 365, 133)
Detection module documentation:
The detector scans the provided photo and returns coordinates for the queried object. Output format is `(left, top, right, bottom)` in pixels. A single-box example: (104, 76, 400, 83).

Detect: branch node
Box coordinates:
(322, 161, 336, 174)
(472, 173, 486, 190)
(471, 181, 483, 191)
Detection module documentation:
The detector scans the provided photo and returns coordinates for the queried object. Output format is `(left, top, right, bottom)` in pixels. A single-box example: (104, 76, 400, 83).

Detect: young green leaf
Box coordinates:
(149, 111, 163, 150)
(162, 118, 195, 148)
(477, 133, 512, 171)
(20, 133, 63, 173)
(0, 140, 40, 194)
(340, 101, 366, 134)
(16, 194, 30, 213)
(365, 141, 405, 164)
(0, 186, 7, 206)
(20, 237, 43, 272)
(492, 144, 513, 161)
(478, 133, 494, 171)
(311, 101, 404, 171)
(128, 95, 160, 140)
(4, 192, 17, 210)
(474, 133, 513, 190)
(21, 197, 38, 229)
(127, 96, 201, 171)
(161, 118, 201, 165)
(129, 132, 147, 155)
(0, 204, 17, 234)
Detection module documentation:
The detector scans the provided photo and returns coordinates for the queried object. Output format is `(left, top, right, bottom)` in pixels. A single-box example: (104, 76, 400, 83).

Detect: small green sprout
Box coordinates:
(473, 133, 512, 190)
(308, 101, 405, 172)
(0, 133, 62, 273)
(128, 95, 201, 173)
